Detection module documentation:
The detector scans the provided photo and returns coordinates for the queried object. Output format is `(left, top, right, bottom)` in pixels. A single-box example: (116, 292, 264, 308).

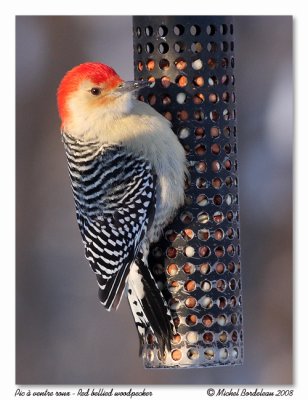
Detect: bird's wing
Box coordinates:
(65, 137, 156, 311)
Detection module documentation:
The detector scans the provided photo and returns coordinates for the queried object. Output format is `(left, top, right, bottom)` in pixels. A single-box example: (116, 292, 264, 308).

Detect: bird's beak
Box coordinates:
(114, 80, 150, 95)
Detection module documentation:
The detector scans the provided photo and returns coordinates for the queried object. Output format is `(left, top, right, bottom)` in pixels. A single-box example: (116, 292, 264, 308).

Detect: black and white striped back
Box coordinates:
(62, 133, 156, 310)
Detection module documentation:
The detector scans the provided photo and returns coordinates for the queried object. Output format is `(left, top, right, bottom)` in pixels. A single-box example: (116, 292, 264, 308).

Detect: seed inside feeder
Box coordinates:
(147, 333, 155, 345)
(227, 244, 235, 256)
(168, 280, 180, 294)
(186, 331, 198, 344)
(159, 58, 170, 70)
(146, 59, 155, 70)
(215, 262, 225, 274)
(196, 177, 206, 189)
(222, 91, 230, 102)
(219, 348, 228, 361)
(186, 314, 198, 326)
(167, 247, 177, 258)
(147, 76, 155, 87)
(144, 26, 153, 36)
(204, 348, 215, 360)
(210, 110, 219, 122)
(218, 314, 227, 326)
(225, 159, 232, 170)
(202, 314, 213, 327)
(137, 61, 143, 71)
(219, 331, 228, 343)
(200, 262, 210, 274)
(171, 349, 182, 361)
(165, 229, 177, 242)
(201, 280, 211, 291)
(148, 94, 156, 105)
(147, 350, 154, 361)
(161, 76, 171, 88)
(175, 57, 187, 70)
(214, 228, 224, 240)
(184, 246, 195, 257)
(185, 296, 197, 308)
(178, 110, 189, 121)
(183, 262, 195, 274)
(231, 313, 238, 324)
(169, 298, 181, 311)
(228, 262, 235, 273)
(198, 229, 209, 241)
(192, 58, 203, 70)
(209, 93, 218, 103)
(172, 333, 182, 344)
(193, 76, 204, 87)
(213, 195, 223, 206)
(230, 278, 237, 290)
(212, 178, 222, 189)
(210, 126, 220, 138)
(157, 350, 167, 362)
(211, 143, 221, 155)
(163, 111, 172, 121)
(153, 263, 164, 276)
(232, 331, 238, 342)
(187, 348, 199, 360)
(232, 348, 239, 359)
(176, 75, 188, 87)
(167, 263, 179, 276)
(199, 246, 210, 257)
(213, 211, 224, 223)
(196, 194, 208, 206)
(195, 127, 205, 139)
(195, 144, 206, 155)
(218, 297, 227, 309)
(217, 279, 226, 291)
(173, 317, 180, 328)
(203, 332, 213, 343)
(230, 296, 237, 307)
(215, 245, 225, 258)
(193, 93, 205, 105)
(178, 127, 190, 139)
(207, 58, 217, 69)
(201, 296, 213, 309)
(162, 94, 171, 105)
(180, 211, 193, 224)
(184, 279, 196, 292)
(182, 228, 194, 240)
(225, 194, 232, 205)
(227, 211, 233, 221)
(176, 92, 187, 104)
(198, 212, 209, 224)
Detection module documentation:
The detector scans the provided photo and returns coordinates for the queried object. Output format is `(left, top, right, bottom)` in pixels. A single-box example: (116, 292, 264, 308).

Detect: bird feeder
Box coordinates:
(133, 16, 243, 368)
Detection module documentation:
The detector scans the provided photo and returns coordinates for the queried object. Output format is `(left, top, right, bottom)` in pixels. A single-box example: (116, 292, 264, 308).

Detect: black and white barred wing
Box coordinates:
(82, 165, 156, 311)
(63, 134, 156, 311)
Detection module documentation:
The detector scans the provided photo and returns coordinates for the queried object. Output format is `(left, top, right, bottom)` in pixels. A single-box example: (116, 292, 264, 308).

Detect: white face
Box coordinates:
(64, 79, 133, 139)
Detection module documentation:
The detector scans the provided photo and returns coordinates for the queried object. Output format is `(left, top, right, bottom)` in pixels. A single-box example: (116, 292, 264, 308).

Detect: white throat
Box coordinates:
(64, 92, 133, 141)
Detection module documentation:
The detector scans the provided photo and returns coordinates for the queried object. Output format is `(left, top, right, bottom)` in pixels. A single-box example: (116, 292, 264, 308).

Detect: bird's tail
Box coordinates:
(127, 257, 175, 356)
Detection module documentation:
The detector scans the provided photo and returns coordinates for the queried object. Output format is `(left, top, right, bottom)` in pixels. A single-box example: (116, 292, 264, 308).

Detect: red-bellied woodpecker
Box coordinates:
(57, 62, 187, 355)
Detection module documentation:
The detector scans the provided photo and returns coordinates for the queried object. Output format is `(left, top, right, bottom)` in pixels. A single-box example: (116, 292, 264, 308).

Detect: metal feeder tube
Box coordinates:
(133, 15, 243, 368)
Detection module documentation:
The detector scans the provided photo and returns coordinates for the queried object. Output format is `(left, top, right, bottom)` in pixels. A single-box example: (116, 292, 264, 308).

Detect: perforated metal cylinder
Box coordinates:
(133, 16, 243, 368)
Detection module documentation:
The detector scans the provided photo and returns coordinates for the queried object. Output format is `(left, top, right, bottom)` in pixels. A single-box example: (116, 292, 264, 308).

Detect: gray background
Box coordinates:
(16, 16, 293, 384)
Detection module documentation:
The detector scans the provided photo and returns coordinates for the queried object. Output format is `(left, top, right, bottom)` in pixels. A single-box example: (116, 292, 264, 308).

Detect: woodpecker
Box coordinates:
(57, 62, 187, 355)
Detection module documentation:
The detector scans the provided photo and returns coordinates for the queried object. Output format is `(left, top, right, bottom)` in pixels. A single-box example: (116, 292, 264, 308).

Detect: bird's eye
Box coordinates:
(90, 87, 101, 96)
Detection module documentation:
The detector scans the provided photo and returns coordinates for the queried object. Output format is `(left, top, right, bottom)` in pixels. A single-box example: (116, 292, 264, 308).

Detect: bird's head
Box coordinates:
(57, 62, 148, 138)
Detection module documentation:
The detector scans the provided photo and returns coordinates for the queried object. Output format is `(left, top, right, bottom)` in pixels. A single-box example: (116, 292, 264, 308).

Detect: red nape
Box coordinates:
(57, 62, 122, 126)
